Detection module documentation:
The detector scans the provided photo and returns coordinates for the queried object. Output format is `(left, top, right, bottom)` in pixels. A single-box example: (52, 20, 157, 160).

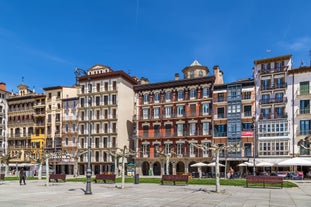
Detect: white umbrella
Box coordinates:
(190, 162, 209, 167)
(238, 162, 253, 167)
(256, 161, 275, 167)
(278, 157, 311, 166)
(190, 162, 208, 178)
(207, 162, 225, 167)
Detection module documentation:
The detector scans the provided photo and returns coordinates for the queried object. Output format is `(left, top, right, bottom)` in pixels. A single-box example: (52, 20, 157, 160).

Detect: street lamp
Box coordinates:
(74, 68, 92, 195)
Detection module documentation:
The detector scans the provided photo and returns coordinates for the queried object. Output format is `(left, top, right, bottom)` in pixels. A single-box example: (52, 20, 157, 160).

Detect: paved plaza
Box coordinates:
(0, 179, 311, 207)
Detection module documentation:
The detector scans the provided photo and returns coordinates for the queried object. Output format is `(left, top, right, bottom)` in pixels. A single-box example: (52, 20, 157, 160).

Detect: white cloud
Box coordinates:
(279, 37, 311, 51)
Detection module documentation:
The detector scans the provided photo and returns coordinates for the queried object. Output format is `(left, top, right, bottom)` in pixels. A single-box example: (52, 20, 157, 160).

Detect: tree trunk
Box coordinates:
(215, 149, 220, 193)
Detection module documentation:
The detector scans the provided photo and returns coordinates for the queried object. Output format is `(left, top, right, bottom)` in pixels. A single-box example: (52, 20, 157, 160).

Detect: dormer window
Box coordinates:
(190, 71, 194, 78)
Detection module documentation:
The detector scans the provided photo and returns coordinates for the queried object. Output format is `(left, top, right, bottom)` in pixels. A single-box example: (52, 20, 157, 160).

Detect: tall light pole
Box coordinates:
(74, 68, 92, 195)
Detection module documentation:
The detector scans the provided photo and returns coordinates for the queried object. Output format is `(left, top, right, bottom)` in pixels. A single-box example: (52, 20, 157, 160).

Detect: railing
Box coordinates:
(259, 97, 287, 104)
(296, 130, 311, 136)
(296, 88, 311, 96)
(214, 132, 227, 137)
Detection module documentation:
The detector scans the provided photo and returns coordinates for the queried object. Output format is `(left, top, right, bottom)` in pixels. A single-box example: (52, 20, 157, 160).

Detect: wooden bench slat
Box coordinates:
(49, 174, 66, 182)
(95, 174, 116, 183)
(161, 175, 188, 185)
(246, 176, 283, 188)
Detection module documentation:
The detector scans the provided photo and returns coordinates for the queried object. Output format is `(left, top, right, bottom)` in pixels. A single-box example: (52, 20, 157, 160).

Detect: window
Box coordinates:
(300, 82, 310, 95)
(262, 94, 270, 104)
(165, 106, 172, 117)
(275, 78, 284, 88)
(104, 82, 108, 91)
(202, 103, 209, 115)
(95, 96, 100, 106)
(154, 125, 160, 137)
(218, 93, 224, 102)
(154, 93, 160, 102)
(176, 143, 184, 156)
(65, 138, 68, 146)
(80, 98, 84, 107)
(112, 95, 117, 104)
(165, 124, 171, 137)
(190, 123, 196, 136)
(190, 89, 196, 99)
(165, 92, 171, 101)
(217, 107, 225, 118)
(177, 124, 183, 136)
(244, 92, 251, 99)
(202, 122, 209, 135)
(153, 107, 160, 119)
(300, 120, 311, 135)
(143, 125, 149, 137)
(177, 105, 184, 117)
(203, 88, 209, 97)
(262, 80, 270, 90)
(143, 94, 149, 103)
(214, 124, 227, 137)
(275, 62, 282, 71)
(96, 83, 100, 92)
(275, 107, 284, 118)
(104, 96, 108, 105)
(190, 71, 194, 78)
(112, 81, 117, 90)
(261, 108, 270, 119)
(300, 100, 310, 114)
(199, 70, 203, 77)
(244, 105, 252, 117)
(178, 91, 184, 100)
(143, 108, 149, 119)
(275, 93, 283, 102)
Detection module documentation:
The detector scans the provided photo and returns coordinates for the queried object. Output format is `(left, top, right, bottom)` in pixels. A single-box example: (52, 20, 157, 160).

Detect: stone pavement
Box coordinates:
(0, 179, 311, 207)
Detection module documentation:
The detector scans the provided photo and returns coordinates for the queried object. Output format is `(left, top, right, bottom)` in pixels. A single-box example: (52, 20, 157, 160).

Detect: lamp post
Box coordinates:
(74, 68, 92, 195)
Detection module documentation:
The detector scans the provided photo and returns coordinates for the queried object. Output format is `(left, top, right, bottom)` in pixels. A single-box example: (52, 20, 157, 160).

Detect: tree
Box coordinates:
(190, 142, 240, 193)
(109, 146, 136, 189)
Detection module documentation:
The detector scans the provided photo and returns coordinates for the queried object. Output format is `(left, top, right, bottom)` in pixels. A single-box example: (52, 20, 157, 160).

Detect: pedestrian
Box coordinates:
(19, 167, 26, 185)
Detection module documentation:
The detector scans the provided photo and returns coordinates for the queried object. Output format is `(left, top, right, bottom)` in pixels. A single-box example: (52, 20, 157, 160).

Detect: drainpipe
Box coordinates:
(292, 74, 295, 157)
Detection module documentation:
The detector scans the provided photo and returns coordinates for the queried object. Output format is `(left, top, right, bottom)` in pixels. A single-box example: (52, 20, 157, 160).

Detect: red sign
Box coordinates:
(241, 131, 254, 137)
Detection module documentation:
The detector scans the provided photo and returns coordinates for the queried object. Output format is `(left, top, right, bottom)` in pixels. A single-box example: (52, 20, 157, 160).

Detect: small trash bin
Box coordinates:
(134, 174, 139, 184)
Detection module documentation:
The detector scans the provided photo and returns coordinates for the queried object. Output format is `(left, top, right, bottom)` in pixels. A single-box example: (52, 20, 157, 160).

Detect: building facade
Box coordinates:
(76, 64, 137, 175)
(213, 79, 256, 169)
(43, 86, 77, 173)
(0, 82, 10, 157)
(288, 66, 311, 157)
(253, 55, 292, 162)
(133, 61, 223, 176)
(7, 81, 44, 164)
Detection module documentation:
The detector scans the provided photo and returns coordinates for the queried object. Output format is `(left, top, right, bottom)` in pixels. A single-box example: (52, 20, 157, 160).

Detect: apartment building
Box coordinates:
(253, 55, 292, 162)
(133, 61, 223, 176)
(76, 64, 137, 175)
(0, 82, 10, 156)
(43, 86, 77, 173)
(7, 81, 44, 164)
(213, 79, 256, 167)
(61, 96, 79, 175)
(30, 94, 46, 163)
(287, 66, 311, 157)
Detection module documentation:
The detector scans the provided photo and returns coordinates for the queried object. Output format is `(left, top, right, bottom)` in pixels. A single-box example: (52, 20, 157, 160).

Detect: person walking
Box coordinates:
(19, 167, 26, 185)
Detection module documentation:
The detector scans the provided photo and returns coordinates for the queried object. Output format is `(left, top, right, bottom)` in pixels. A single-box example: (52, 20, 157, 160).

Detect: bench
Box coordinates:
(161, 175, 188, 185)
(49, 174, 66, 182)
(0, 174, 4, 181)
(94, 174, 116, 183)
(246, 176, 283, 188)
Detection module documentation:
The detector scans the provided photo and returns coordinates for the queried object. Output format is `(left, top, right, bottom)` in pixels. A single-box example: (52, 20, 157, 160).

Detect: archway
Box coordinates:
(176, 161, 185, 175)
(153, 162, 161, 176)
(142, 161, 150, 176)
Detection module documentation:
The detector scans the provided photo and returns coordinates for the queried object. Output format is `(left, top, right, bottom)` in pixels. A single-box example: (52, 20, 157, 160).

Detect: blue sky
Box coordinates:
(1, 0, 311, 93)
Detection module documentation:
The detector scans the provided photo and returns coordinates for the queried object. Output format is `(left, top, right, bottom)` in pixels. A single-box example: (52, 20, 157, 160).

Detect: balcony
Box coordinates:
(296, 108, 311, 116)
(261, 85, 273, 91)
(296, 88, 311, 96)
(259, 97, 287, 105)
(296, 130, 311, 136)
(274, 83, 287, 89)
(214, 132, 227, 137)
(243, 111, 252, 118)
(259, 113, 271, 120)
(274, 113, 288, 119)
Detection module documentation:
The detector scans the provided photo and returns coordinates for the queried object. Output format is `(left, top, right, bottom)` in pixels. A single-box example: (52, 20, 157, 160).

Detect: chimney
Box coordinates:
(213, 65, 224, 85)
(140, 77, 149, 85)
(175, 73, 179, 80)
(0, 82, 6, 91)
